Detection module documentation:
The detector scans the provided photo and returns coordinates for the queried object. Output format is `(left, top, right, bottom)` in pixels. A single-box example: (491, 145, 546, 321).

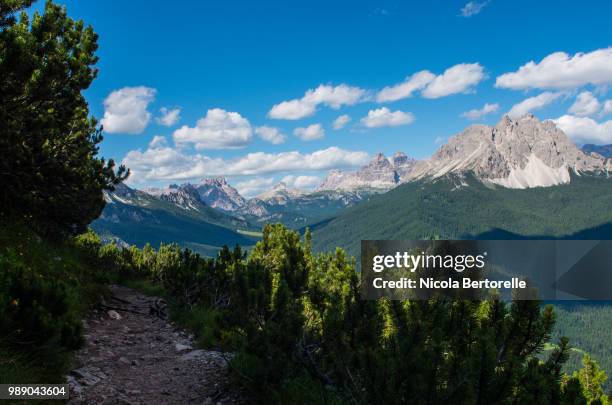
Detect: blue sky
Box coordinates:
(36, 0, 612, 196)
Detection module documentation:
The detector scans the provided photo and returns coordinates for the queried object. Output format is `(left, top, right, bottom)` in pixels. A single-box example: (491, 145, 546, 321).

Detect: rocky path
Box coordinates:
(67, 285, 246, 404)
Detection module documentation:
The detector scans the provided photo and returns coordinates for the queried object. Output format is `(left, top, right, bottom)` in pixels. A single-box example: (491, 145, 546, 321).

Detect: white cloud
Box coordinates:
(268, 84, 366, 120)
(568, 91, 601, 117)
(173, 108, 252, 150)
(361, 107, 414, 128)
(507, 92, 563, 119)
(294, 124, 325, 141)
(122, 146, 369, 184)
(101, 86, 156, 134)
(157, 107, 181, 126)
(552, 115, 612, 144)
(422, 63, 485, 98)
(333, 114, 351, 130)
(267, 99, 316, 120)
(376, 70, 435, 102)
(255, 126, 286, 144)
(460, 1, 489, 17)
(461, 102, 499, 120)
(281, 175, 321, 190)
(149, 135, 167, 148)
(235, 177, 275, 197)
(604, 100, 612, 115)
(495, 48, 612, 90)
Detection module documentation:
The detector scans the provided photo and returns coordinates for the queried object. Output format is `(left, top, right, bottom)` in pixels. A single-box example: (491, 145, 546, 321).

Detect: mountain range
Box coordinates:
(93, 115, 612, 255)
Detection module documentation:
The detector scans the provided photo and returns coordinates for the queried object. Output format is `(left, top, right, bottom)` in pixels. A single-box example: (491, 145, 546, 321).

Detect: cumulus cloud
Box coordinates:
(255, 126, 286, 144)
(604, 100, 612, 115)
(507, 92, 563, 119)
(495, 48, 612, 90)
(361, 107, 414, 128)
(460, 1, 489, 17)
(235, 177, 275, 197)
(422, 63, 485, 98)
(294, 124, 325, 141)
(333, 114, 351, 130)
(552, 115, 612, 144)
(101, 86, 156, 134)
(568, 91, 601, 117)
(376, 70, 435, 102)
(122, 146, 369, 184)
(149, 135, 168, 148)
(268, 84, 366, 120)
(157, 107, 181, 126)
(461, 102, 499, 120)
(281, 175, 321, 190)
(173, 108, 252, 150)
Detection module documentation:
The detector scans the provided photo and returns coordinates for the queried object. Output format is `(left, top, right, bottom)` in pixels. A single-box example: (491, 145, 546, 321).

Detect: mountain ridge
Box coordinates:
(404, 115, 610, 188)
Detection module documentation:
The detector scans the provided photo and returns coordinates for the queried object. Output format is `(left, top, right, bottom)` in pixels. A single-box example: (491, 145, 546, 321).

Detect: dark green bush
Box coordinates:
(0, 245, 83, 350)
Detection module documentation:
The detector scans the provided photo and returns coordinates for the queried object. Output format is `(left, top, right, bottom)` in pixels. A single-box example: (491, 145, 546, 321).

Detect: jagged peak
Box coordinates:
(199, 176, 228, 186)
(257, 181, 305, 201)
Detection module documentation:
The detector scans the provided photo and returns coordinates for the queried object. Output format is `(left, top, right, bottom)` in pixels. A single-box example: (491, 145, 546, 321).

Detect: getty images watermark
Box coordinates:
(361, 240, 612, 300)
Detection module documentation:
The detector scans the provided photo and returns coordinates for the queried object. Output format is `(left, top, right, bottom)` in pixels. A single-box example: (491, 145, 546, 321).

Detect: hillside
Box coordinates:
(92, 184, 257, 256)
(311, 173, 612, 258)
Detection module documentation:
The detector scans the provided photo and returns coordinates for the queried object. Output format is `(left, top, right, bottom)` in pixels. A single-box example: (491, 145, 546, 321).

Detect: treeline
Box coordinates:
(62, 226, 606, 404)
(312, 173, 612, 259)
(0, 0, 126, 385)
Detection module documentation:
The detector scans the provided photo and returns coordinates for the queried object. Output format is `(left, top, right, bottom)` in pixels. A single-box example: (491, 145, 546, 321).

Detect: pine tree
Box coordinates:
(573, 355, 609, 404)
(0, 0, 128, 237)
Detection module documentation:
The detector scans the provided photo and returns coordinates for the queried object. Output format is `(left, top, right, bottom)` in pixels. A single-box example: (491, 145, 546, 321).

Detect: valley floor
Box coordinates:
(67, 285, 246, 404)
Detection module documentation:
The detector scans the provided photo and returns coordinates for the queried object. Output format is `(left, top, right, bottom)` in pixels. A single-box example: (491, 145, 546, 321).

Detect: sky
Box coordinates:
(33, 0, 612, 196)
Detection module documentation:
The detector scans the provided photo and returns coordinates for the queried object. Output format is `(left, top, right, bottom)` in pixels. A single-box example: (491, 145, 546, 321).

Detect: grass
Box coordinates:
(0, 344, 72, 385)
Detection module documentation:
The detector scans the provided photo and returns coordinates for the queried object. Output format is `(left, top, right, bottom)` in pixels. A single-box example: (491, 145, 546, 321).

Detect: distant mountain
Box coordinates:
(256, 182, 305, 204)
(318, 151, 416, 192)
(99, 115, 612, 252)
(405, 115, 610, 188)
(141, 178, 370, 229)
(311, 173, 612, 259)
(582, 144, 612, 159)
(93, 183, 257, 256)
(253, 189, 369, 228)
(144, 183, 204, 211)
(194, 177, 249, 212)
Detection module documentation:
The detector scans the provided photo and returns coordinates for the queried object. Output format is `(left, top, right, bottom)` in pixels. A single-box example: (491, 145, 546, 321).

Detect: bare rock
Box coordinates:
(174, 343, 192, 352)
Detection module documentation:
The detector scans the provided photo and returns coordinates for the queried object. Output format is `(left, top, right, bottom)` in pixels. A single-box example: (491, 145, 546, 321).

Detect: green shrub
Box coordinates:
(0, 247, 83, 350)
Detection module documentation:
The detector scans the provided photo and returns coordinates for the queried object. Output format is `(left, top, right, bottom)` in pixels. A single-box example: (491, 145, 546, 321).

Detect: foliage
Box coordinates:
(0, 0, 128, 237)
(573, 355, 609, 404)
(137, 223, 606, 404)
(71, 222, 607, 404)
(0, 223, 107, 384)
(90, 184, 258, 256)
(550, 302, 612, 392)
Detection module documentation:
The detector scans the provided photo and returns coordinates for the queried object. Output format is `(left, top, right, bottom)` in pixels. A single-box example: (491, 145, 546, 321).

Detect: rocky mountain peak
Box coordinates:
(364, 153, 394, 171)
(199, 177, 228, 187)
(257, 182, 304, 204)
(318, 151, 415, 192)
(393, 151, 408, 166)
(194, 177, 246, 212)
(406, 114, 608, 188)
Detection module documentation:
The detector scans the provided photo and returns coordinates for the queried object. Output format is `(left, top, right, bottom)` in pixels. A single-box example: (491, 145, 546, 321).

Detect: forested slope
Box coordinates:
(311, 173, 612, 258)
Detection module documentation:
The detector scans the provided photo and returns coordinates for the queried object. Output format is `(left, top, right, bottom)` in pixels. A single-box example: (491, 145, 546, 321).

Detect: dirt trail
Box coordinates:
(67, 285, 246, 404)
